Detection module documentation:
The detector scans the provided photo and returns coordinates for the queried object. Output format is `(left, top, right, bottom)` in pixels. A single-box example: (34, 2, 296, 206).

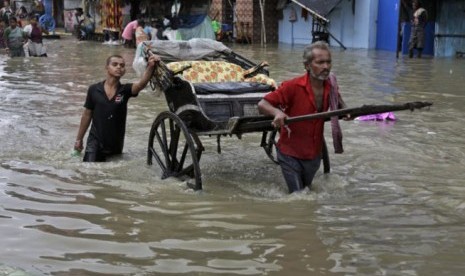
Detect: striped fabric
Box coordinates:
(329, 74, 344, 154)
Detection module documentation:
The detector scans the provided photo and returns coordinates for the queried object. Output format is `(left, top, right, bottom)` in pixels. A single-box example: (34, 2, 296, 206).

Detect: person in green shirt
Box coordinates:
(3, 16, 27, 57)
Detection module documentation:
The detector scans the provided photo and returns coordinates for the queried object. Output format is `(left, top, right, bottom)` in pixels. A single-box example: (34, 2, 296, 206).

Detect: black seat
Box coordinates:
(193, 82, 273, 95)
(164, 78, 217, 131)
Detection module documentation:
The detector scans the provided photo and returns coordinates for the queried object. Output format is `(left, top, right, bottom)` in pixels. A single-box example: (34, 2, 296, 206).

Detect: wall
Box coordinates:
(278, 0, 378, 49)
(435, 0, 465, 57)
(376, 0, 398, 51)
(278, 4, 314, 45)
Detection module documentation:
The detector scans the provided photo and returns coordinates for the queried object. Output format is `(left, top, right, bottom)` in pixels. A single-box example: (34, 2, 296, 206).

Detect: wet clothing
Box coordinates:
(0, 6, 12, 24)
(0, 27, 5, 48)
(24, 24, 47, 56)
(263, 72, 344, 192)
(277, 148, 321, 193)
(4, 26, 26, 57)
(264, 73, 332, 160)
(409, 7, 427, 50)
(122, 20, 137, 41)
(83, 81, 136, 162)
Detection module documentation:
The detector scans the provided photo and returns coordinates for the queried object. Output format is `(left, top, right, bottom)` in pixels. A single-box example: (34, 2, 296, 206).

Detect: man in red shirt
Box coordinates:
(258, 41, 346, 193)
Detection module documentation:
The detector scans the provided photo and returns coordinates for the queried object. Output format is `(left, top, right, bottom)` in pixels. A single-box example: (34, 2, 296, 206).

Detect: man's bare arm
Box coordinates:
(258, 99, 287, 128)
(131, 54, 160, 95)
(74, 108, 92, 151)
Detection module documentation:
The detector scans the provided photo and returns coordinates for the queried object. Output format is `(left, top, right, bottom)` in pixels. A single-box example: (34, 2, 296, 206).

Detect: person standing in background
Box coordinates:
(121, 19, 137, 47)
(3, 16, 27, 57)
(409, 0, 428, 58)
(15, 6, 28, 27)
(0, 21, 6, 50)
(0, 0, 13, 24)
(23, 15, 48, 57)
(32, 0, 45, 18)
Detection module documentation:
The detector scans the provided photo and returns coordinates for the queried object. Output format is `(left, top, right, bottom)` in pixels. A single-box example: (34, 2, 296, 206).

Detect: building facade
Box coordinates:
(278, 0, 464, 57)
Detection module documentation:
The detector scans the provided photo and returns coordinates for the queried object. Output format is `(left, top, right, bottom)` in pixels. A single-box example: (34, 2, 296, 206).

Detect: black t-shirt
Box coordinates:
(84, 81, 136, 154)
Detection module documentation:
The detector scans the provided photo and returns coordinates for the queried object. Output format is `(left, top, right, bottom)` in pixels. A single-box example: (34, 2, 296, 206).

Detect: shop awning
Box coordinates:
(290, 0, 343, 23)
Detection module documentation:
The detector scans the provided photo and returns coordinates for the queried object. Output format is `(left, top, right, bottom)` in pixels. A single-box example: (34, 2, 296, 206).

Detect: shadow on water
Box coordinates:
(1, 38, 465, 275)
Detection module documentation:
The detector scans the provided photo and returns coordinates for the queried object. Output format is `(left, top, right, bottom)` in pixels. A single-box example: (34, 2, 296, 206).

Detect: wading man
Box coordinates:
(74, 54, 160, 162)
(3, 17, 27, 57)
(258, 41, 346, 193)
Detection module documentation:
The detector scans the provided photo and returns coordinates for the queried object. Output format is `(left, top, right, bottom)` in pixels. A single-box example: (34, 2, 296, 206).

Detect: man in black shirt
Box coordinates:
(74, 53, 159, 162)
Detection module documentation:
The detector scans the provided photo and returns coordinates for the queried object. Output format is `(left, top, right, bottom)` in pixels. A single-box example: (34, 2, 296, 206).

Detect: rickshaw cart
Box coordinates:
(133, 39, 290, 190)
(133, 39, 432, 191)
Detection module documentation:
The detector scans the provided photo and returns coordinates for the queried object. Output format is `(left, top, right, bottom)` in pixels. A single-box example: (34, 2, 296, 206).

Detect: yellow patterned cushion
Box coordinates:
(244, 73, 277, 88)
(167, 60, 276, 88)
(167, 61, 244, 83)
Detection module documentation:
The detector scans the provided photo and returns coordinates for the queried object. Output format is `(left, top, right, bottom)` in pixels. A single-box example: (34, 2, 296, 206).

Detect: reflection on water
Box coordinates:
(1, 37, 465, 275)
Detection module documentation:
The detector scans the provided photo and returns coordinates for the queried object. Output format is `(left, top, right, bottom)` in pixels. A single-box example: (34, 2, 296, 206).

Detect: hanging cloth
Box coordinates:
(301, 8, 308, 21)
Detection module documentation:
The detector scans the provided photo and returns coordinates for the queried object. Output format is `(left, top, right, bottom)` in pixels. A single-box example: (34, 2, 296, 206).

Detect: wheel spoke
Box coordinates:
(176, 164, 194, 177)
(150, 146, 167, 175)
(155, 128, 171, 167)
(169, 125, 181, 170)
(160, 119, 168, 157)
(175, 141, 189, 172)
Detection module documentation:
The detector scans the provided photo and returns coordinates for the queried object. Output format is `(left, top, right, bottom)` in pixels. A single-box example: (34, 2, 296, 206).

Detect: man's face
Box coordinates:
(306, 48, 332, 81)
(106, 57, 126, 78)
(9, 19, 17, 28)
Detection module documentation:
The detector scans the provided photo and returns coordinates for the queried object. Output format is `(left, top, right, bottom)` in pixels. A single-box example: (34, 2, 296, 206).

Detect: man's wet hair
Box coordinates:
(106, 54, 124, 66)
(302, 41, 331, 64)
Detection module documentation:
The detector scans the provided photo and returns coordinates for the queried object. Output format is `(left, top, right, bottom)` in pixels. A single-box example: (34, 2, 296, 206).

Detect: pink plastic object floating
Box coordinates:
(355, 112, 396, 121)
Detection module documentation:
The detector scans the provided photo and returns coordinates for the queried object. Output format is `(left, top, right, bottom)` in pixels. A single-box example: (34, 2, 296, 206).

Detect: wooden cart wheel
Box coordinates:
(262, 129, 331, 173)
(147, 111, 202, 190)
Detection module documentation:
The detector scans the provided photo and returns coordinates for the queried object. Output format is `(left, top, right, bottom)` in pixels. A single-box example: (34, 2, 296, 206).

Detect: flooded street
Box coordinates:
(1, 36, 465, 275)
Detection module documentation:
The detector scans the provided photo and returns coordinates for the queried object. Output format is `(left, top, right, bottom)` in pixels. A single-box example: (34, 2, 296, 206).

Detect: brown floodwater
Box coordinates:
(0, 36, 464, 275)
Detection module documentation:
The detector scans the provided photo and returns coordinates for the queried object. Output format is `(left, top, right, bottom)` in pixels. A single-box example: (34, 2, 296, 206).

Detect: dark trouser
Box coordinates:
(277, 149, 321, 193)
(409, 26, 425, 58)
(9, 46, 25, 57)
(83, 151, 107, 162)
(83, 136, 119, 162)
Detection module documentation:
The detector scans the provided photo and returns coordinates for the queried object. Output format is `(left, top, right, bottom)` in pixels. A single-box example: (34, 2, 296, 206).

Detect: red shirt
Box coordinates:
(264, 73, 331, 160)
